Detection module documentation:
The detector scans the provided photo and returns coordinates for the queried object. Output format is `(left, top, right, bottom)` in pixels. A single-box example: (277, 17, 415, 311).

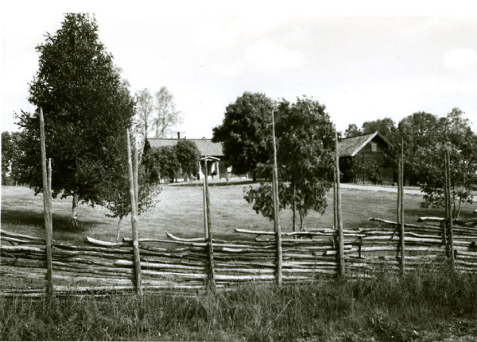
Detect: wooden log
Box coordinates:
(141, 270, 207, 279)
(53, 244, 133, 253)
(115, 260, 205, 271)
(124, 237, 208, 247)
(1, 257, 46, 268)
(85, 236, 131, 247)
(166, 232, 207, 242)
(418, 217, 445, 223)
(1, 245, 46, 253)
(0, 229, 46, 242)
(368, 218, 441, 231)
(0, 236, 44, 245)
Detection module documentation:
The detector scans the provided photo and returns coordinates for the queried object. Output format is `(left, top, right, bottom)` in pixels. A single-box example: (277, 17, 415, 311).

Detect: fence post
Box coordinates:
(40, 108, 54, 297)
(335, 130, 345, 277)
(203, 159, 215, 289)
(399, 143, 405, 273)
(134, 138, 139, 215)
(271, 109, 282, 286)
(445, 147, 455, 268)
(127, 129, 142, 296)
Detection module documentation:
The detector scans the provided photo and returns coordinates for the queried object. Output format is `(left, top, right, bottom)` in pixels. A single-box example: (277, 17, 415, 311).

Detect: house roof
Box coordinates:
(338, 132, 391, 157)
(147, 138, 224, 157)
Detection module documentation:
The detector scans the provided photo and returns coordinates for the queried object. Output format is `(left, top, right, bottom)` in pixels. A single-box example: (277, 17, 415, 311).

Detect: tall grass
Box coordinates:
(2, 269, 476, 341)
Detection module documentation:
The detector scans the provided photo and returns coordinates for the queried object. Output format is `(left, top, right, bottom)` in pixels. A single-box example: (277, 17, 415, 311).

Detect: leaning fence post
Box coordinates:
(40, 108, 54, 297)
(127, 129, 142, 296)
(335, 130, 345, 277)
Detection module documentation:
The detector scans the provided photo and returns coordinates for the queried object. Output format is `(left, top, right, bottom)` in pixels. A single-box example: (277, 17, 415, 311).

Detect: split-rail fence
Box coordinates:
(1, 218, 476, 297)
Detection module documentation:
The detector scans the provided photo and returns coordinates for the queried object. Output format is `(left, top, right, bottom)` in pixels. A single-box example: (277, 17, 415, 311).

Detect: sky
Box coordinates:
(2, 1, 477, 139)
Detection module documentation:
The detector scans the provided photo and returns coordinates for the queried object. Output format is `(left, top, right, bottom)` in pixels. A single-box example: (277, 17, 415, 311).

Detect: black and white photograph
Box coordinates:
(1, 1, 477, 340)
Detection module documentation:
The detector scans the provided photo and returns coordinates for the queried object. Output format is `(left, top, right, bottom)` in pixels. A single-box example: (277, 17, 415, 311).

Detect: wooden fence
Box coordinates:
(1, 218, 476, 297)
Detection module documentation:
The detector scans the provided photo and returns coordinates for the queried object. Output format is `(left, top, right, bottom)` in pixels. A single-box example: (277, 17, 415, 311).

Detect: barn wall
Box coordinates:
(340, 136, 394, 184)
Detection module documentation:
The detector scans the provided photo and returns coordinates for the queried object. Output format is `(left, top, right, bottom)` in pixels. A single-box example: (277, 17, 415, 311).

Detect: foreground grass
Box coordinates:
(1, 270, 476, 341)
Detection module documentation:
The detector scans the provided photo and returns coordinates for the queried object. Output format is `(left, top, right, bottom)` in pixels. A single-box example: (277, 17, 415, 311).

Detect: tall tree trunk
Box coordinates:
(71, 191, 79, 228)
(252, 171, 256, 182)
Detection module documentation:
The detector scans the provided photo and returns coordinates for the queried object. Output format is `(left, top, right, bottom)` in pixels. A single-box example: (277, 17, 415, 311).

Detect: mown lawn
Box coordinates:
(2, 180, 475, 244)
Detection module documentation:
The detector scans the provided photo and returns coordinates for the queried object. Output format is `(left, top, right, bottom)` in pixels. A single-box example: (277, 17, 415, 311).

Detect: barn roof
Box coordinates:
(146, 138, 224, 157)
(338, 131, 391, 157)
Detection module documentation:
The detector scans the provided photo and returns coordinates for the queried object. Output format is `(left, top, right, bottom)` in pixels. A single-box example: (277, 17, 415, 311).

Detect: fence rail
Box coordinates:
(1, 219, 476, 296)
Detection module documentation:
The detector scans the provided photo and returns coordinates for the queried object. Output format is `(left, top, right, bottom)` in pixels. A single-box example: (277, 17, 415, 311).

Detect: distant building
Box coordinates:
(144, 137, 229, 180)
(338, 131, 394, 184)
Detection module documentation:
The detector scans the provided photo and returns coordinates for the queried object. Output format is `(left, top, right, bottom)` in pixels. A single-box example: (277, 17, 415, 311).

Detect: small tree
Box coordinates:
(242, 96, 335, 231)
(175, 140, 200, 180)
(104, 157, 161, 241)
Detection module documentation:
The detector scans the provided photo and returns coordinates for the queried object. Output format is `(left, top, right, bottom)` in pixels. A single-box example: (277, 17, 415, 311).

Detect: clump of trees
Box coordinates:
(214, 93, 335, 231)
(144, 140, 201, 183)
(345, 108, 477, 218)
(15, 14, 161, 228)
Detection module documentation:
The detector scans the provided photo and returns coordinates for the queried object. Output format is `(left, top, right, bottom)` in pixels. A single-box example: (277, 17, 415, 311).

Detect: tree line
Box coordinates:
(344, 110, 477, 217)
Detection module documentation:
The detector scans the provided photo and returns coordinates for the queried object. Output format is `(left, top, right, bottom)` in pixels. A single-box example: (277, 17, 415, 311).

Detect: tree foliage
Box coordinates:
(145, 146, 180, 183)
(175, 140, 200, 180)
(134, 88, 155, 146)
(350, 153, 383, 184)
(413, 109, 477, 218)
(212, 92, 274, 181)
(154, 87, 183, 138)
(144, 140, 201, 183)
(344, 124, 361, 138)
(1, 132, 22, 185)
(240, 96, 335, 230)
(15, 13, 136, 225)
(362, 117, 397, 137)
(104, 145, 161, 240)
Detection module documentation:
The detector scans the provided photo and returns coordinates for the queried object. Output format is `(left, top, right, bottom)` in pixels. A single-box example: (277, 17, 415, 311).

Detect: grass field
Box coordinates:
(1, 181, 476, 244)
(2, 182, 477, 341)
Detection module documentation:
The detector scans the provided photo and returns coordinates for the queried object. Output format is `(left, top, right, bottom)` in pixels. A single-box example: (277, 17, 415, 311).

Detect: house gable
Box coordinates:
(338, 131, 392, 157)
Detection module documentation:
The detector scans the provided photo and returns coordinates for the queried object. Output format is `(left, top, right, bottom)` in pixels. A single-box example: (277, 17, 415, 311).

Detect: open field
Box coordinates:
(1, 181, 476, 244)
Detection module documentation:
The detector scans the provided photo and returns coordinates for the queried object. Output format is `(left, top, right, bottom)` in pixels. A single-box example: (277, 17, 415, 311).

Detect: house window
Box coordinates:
(371, 142, 377, 152)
